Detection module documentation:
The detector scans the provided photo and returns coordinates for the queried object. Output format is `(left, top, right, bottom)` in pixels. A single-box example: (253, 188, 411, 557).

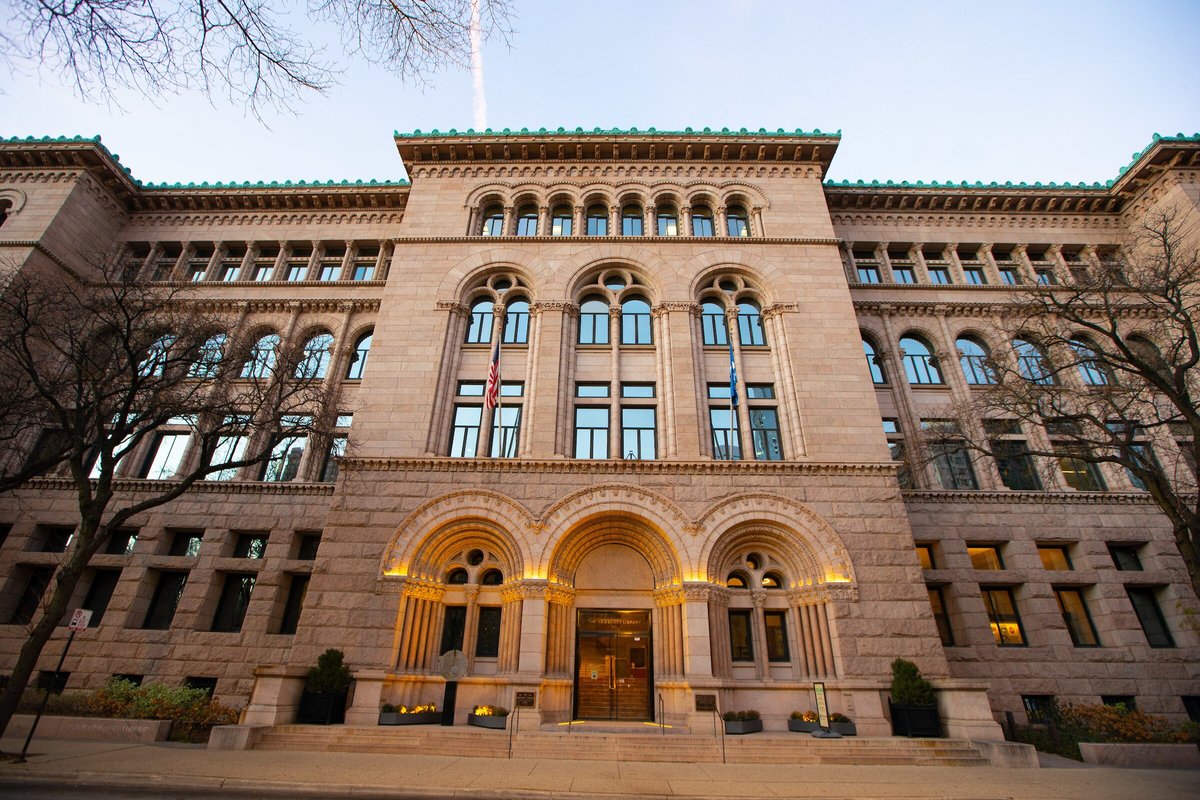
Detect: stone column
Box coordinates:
(463, 585, 481, 670)
(515, 580, 548, 676)
(879, 310, 930, 488)
(537, 205, 550, 237)
(543, 586, 575, 676)
(645, 204, 656, 237)
(608, 305, 622, 459)
(750, 206, 764, 237)
(426, 301, 469, 455)
(501, 206, 514, 236)
(910, 244, 932, 284)
(981, 243, 1007, 285)
(466, 206, 479, 236)
(681, 206, 693, 237)
(764, 304, 804, 458)
(573, 205, 585, 237)
(751, 590, 769, 680)
(717, 207, 728, 238)
(707, 590, 731, 677)
(944, 243, 968, 285)
(498, 585, 524, 674)
(933, 312, 1001, 489)
(609, 203, 620, 237)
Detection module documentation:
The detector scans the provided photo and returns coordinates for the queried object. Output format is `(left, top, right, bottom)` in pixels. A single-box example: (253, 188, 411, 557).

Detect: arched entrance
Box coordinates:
(572, 544, 655, 720)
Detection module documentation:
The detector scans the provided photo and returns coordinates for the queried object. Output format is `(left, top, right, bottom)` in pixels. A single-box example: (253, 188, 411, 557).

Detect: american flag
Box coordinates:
(484, 337, 501, 411)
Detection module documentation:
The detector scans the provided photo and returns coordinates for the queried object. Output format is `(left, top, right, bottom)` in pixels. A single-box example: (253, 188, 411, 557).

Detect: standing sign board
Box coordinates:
(813, 682, 830, 729)
(68, 608, 92, 632)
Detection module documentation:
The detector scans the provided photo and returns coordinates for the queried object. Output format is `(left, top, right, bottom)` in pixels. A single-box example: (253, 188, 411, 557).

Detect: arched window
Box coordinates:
(762, 571, 785, 589)
(346, 331, 373, 380)
(139, 333, 175, 377)
(621, 297, 652, 345)
(900, 335, 942, 384)
(702, 302, 728, 346)
(551, 206, 573, 236)
(241, 333, 280, 378)
(515, 205, 538, 236)
(189, 333, 227, 378)
(621, 205, 643, 236)
(504, 299, 530, 344)
(957, 336, 995, 385)
(737, 301, 766, 346)
(586, 204, 608, 236)
(578, 297, 610, 344)
(0, 199, 11, 227)
(1071, 337, 1109, 386)
(691, 206, 714, 237)
(481, 206, 504, 236)
(863, 337, 886, 384)
(480, 569, 503, 586)
(446, 568, 469, 585)
(1014, 338, 1053, 384)
(726, 206, 749, 237)
(465, 300, 495, 344)
(656, 208, 679, 236)
(296, 332, 334, 379)
(726, 571, 750, 589)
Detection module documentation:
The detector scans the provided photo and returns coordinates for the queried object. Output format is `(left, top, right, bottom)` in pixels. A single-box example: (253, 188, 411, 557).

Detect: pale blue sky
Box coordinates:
(6, 0, 1199, 185)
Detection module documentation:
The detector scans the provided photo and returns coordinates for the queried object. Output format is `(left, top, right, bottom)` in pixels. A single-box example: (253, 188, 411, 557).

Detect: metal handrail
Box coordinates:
(507, 706, 519, 759)
(657, 693, 665, 737)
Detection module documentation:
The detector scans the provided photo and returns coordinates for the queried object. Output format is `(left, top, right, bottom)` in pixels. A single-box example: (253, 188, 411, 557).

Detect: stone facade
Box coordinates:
(0, 130, 1197, 735)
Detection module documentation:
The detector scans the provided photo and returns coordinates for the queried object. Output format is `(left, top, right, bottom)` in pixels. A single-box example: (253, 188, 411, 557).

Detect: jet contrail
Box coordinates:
(470, 0, 488, 130)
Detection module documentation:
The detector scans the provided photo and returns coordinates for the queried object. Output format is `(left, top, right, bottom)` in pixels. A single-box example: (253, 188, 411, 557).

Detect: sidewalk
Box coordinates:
(1, 736, 1197, 800)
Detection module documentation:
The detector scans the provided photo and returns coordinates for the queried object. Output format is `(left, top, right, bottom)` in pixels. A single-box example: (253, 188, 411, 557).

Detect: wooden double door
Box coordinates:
(573, 610, 653, 721)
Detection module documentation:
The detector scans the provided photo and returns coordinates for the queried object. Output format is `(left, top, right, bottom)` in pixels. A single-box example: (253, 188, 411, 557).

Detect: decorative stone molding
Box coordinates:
(340, 457, 897, 478)
(653, 586, 685, 606)
(902, 489, 1160, 506)
(24, 477, 337, 497)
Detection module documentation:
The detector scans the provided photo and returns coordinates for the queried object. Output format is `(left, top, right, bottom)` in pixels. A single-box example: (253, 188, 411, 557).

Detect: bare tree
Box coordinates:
(0, 254, 339, 738)
(2, 0, 514, 115)
(921, 210, 1200, 600)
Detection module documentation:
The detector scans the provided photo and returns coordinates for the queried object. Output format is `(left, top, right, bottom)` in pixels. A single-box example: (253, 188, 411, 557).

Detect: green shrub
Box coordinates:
(1012, 701, 1193, 761)
(790, 710, 818, 722)
(87, 678, 239, 742)
(305, 648, 352, 694)
(16, 689, 95, 717)
(890, 658, 936, 706)
(722, 709, 760, 721)
(829, 712, 852, 723)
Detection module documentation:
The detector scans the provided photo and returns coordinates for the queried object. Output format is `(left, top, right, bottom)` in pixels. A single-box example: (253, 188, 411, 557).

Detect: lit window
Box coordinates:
(1055, 588, 1100, 647)
(968, 545, 1004, 570)
(1038, 546, 1072, 570)
(915, 545, 935, 569)
(981, 586, 1026, 646)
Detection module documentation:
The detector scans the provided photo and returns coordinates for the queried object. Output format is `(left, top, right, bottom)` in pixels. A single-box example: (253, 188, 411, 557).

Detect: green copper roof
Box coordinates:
(824, 132, 1200, 191)
(395, 126, 841, 138)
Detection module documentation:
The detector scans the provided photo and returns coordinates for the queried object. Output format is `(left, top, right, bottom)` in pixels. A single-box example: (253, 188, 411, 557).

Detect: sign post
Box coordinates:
(17, 609, 91, 763)
(811, 681, 842, 739)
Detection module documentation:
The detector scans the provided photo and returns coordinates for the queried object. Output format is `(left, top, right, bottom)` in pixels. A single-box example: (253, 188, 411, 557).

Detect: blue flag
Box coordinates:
(728, 339, 739, 407)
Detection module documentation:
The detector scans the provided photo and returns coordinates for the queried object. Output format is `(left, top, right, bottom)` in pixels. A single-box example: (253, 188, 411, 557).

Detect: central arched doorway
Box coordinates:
(571, 543, 656, 721)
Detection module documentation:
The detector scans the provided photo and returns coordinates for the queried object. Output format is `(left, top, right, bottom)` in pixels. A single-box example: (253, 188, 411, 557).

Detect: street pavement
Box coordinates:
(1, 736, 1198, 799)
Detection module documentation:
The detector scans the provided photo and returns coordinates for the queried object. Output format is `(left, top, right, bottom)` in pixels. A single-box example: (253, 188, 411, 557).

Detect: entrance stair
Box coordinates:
(253, 724, 991, 766)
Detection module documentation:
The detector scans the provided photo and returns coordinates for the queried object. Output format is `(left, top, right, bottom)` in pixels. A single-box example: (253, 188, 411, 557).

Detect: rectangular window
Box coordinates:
(458, 381, 485, 396)
(321, 436, 347, 482)
(999, 267, 1019, 285)
(168, 529, 203, 557)
(882, 419, 900, 434)
(188, 265, 206, 282)
(692, 216, 714, 237)
(450, 406, 482, 457)
(929, 442, 978, 490)
(233, 533, 268, 559)
(318, 264, 341, 281)
(707, 384, 733, 400)
(991, 440, 1042, 490)
(856, 265, 881, 284)
(278, 574, 309, 635)
(728, 609, 754, 662)
(37, 670, 70, 695)
(262, 435, 306, 482)
(622, 215, 642, 236)
(1022, 695, 1055, 723)
(295, 532, 321, 560)
(963, 266, 987, 285)
(105, 529, 138, 555)
(39, 525, 74, 553)
(489, 406, 521, 458)
(1182, 696, 1200, 723)
(764, 610, 790, 662)
(141, 432, 190, 479)
(1101, 695, 1136, 711)
(142, 571, 188, 629)
(1054, 588, 1100, 647)
(746, 384, 775, 400)
(1036, 269, 1057, 285)
(915, 545, 936, 569)
(81, 568, 121, 627)
(657, 216, 678, 236)
(475, 606, 502, 658)
(185, 677, 218, 698)
(351, 262, 375, 281)
(586, 216, 607, 236)
(1038, 546, 1072, 571)
(576, 382, 611, 398)
(892, 265, 916, 284)
(113, 673, 144, 686)
(574, 407, 609, 459)
(1125, 587, 1174, 647)
(220, 265, 239, 282)
(621, 407, 656, 460)
(552, 216, 573, 237)
(211, 573, 256, 633)
(10, 566, 55, 624)
(621, 383, 655, 398)
(285, 265, 305, 282)
(252, 264, 273, 282)
(968, 545, 1005, 570)
(204, 434, 249, 481)
(749, 408, 783, 461)
(981, 586, 1026, 646)
(440, 606, 467, 654)
(928, 266, 952, 285)
(928, 586, 955, 646)
(1108, 543, 1143, 571)
(709, 408, 741, 460)
(1055, 445, 1106, 491)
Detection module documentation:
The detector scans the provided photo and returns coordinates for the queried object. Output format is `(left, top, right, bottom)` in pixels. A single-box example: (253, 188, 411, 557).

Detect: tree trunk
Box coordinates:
(0, 529, 94, 740)
(1177, 519, 1200, 604)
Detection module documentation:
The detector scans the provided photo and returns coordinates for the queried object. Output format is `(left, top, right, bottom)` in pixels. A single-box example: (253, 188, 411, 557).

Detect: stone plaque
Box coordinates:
(515, 691, 536, 708)
(695, 694, 717, 712)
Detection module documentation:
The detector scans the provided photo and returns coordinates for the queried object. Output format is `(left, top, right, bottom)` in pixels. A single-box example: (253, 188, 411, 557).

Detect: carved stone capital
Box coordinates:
(762, 302, 798, 319)
(682, 582, 716, 602)
(751, 589, 767, 607)
(401, 577, 446, 602)
(464, 585, 480, 601)
(653, 586, 684, 607)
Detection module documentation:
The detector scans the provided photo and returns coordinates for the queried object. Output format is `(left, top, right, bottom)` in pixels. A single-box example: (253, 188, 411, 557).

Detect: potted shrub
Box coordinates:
(296, 648, 352, 725)
(722, 709, 763, 735)
(888, 657, 943, 737)
(378, 702, 440, 726)
(788, 710, 821, 733)
(468, 704, 509, 729)
(829, 711, 857, 736)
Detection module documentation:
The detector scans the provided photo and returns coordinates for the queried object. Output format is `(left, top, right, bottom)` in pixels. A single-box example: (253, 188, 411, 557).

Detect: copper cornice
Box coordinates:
(824, 185, 1123, 216)
(130, 185, 409, 214)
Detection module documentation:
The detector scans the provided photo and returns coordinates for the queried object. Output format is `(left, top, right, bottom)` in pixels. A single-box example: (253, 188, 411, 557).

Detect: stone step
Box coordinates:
(252, 725, 990, 766)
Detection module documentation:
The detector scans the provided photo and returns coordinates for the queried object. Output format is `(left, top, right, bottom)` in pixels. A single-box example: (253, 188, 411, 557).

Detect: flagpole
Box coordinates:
(728, 321, 736, 461)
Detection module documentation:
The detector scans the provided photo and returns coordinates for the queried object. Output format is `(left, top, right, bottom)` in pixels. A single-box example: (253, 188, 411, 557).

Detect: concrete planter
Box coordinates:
(889, 699, 943, 738)
(1078, 742, 1200, 768)
(788, 719, 821, 733)
(378, 711, 441, 726)
(295, 690, 347, 725)
(830, 721, 857, 736)
(467, 713, 508, 729)
(723, 719, 763, 735)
